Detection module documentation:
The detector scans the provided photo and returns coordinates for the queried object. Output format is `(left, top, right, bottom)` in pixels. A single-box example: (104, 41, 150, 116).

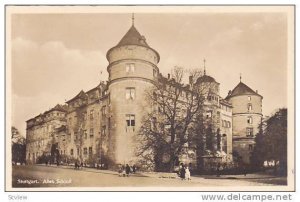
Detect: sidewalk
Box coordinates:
(199, 173, 279, 180)
(36, 164, 279, 180)
(36, 164, 146, 177)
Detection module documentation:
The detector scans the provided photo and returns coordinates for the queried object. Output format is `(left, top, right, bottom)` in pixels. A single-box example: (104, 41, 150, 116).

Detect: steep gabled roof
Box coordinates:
(226, 82, 262, 99)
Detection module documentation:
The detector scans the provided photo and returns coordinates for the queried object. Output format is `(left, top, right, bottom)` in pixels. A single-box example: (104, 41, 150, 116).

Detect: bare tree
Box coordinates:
(136, 67, 214, 172)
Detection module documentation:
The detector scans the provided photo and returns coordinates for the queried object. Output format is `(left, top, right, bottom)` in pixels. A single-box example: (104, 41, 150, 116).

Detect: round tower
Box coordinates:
(106, 18, 160, 165)
(226, 79, 263, 163)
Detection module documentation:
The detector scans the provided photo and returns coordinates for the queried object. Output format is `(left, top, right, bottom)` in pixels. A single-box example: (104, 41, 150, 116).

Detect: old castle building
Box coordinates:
(26, 17, 262, 168)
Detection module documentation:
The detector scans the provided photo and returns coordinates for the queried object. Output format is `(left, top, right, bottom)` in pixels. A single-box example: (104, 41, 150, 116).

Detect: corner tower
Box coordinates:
(106, 16, 160, 165)
(226, 78, 263, 164)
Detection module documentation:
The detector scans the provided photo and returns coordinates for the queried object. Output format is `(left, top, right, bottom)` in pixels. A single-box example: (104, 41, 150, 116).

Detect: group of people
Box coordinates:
(179, 163, 191, 180)
(74, 161, 84, 170)
(118, 164, 137, 177)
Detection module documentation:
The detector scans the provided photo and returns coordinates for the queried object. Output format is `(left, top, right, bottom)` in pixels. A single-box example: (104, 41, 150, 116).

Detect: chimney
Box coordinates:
(228, 90, 232, 95)
(167, 73, 170, 79)
(189, 76, 193, 85)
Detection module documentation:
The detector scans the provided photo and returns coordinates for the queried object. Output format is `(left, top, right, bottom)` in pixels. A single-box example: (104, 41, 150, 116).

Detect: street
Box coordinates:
(12, 165, 287, 188)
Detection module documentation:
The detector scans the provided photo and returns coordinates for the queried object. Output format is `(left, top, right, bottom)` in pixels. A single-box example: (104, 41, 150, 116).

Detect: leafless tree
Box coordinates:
(136, 67, 216, 172)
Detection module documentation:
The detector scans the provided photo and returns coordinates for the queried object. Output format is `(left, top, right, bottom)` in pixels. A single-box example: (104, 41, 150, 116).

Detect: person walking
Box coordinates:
(132, 165, 136, 174)
(180, 164, 186, 180)
(125, 164, 131, 177)
(185, 166, 191, 180)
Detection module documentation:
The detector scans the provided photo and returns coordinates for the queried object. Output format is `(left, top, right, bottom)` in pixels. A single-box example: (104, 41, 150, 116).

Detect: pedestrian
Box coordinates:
(125, 164, 131, 177)
(75, 161, 78, 170)
(132, 164, 136, 174)
(185, 166, 191, 180)
(180, 164, 186, 180)
(118, 166, 123, 177)
(243, 164, 247, 176)
(216, 163, 221, 177)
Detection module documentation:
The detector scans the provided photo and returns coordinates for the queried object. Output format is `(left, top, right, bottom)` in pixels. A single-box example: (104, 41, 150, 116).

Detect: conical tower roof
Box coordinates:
(117, 25, 150, 48)
(107, 23, 160, 62)
(226, 82, 262, 99)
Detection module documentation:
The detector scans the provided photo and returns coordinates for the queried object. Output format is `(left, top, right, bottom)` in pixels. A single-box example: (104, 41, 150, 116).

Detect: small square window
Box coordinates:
(246, 127, 254, 137)
(126, 114, 135, 127)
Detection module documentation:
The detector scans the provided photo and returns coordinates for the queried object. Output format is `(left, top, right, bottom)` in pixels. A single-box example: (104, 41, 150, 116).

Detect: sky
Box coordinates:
(10, 11, 288, 136)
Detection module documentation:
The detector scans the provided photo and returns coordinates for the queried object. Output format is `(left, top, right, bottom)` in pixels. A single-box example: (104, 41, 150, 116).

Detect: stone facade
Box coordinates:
(26, 105, 67, 164)
(226, 82, 263, 164)
(25, 19, 261, 168)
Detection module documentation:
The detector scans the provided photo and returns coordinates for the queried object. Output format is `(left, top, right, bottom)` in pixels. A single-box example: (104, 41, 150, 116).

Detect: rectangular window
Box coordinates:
(126, 63, 135, 72)
(83, 147, 87, 155)
(247, 116, 253, 124)
(90, 128, 94, 138)
(90, 110, 94, 120)
(74, 132, 78, 140)
(126, 114, 135, 127)
(102, 126, 106, 136)
(248, 103, 252, 111)
(153, 69, 157, 77)
(77, 148, 80, 155)
(248, 96, 251, 101)
(88, 147, 92, 156)
(246, 127, 254, 137)
(70, 149, 74, 156)
(102, 105, 106, 116)
(249, 144, 253, 151)
(126, 88, 135, 100)
(84, 130, 87, 139)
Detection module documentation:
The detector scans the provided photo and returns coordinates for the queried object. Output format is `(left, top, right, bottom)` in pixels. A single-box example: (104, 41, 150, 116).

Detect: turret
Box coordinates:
(106, 15, 160, 164)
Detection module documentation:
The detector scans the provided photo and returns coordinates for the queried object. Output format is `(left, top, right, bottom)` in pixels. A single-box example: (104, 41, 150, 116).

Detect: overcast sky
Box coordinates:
(10, 12, 288, 136)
